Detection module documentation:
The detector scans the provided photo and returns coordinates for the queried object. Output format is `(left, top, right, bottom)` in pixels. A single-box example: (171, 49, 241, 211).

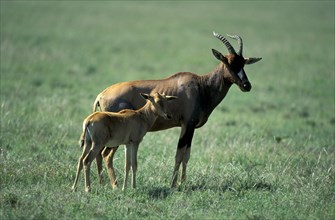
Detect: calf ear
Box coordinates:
(165, 95, 178, 101)
(245, 57, 262, 65)
(212, 49, 228, 64)
(140, 93, 150, 100)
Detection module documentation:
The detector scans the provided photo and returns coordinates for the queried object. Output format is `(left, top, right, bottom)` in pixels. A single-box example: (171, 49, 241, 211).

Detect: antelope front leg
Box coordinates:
(171, 147, 185, 187)
(181, 147, 191, 183)
(171, 124, 195, 187)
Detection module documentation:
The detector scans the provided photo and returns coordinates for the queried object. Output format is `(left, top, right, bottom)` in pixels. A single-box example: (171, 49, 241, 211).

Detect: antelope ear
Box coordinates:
(245, 57, 262, 65)
(165, 95, 178, 101)
(140, 93, 151, 100)
(212, 49, 228, 64)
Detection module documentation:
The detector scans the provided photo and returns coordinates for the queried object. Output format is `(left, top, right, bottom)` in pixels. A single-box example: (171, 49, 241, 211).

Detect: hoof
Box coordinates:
(112, 180, 118, 189)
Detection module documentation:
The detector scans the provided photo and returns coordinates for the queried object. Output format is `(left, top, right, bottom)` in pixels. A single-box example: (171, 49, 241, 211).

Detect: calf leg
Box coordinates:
(96, 149, 103, 185)
(122, 145, 132, 190)
(72, 140, 91, 191)
(102, 146, 119, 189)
(130, 144, 139, 189)
(83, 143, 102, 192)
(72, 156, 84, 191)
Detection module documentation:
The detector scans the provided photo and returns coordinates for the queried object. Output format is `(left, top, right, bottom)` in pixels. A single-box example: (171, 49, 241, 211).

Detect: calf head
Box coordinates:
(140, 93, 177, 120)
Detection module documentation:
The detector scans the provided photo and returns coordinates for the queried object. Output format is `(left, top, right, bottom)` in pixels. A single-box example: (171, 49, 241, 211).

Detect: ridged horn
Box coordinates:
(213, 31, 236, 55)
(227, 34, 243, 56)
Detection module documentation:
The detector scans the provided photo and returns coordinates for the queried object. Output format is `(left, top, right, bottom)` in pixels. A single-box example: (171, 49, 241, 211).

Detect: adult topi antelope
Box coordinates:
(93, 31, 262, 188)
(72, 93, 177, 192)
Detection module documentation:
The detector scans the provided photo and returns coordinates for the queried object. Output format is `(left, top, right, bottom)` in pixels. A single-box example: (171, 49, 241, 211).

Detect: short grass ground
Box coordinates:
(1, 1, 334, 219)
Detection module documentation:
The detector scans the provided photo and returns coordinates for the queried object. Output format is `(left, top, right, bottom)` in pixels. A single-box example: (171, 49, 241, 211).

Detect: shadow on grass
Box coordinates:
(184, 178, 277, 196)
(148, 187, 173, 199)
(146, 178, 276, 200)
(177, 167, 278, 195)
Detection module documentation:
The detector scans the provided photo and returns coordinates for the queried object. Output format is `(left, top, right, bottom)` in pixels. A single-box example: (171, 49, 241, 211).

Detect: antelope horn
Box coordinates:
(227, 34, 243, 56)
(213, 31, 236, 55)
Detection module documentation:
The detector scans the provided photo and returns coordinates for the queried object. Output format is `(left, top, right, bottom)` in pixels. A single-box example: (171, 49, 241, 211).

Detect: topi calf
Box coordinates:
(72, 92, 177, 192)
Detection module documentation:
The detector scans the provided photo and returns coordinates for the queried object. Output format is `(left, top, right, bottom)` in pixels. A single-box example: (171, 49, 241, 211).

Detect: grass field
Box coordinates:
(1, 1, 334, 219)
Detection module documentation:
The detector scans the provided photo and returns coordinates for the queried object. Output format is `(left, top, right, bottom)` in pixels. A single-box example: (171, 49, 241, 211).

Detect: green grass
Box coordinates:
(1, 1, 334, 219)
